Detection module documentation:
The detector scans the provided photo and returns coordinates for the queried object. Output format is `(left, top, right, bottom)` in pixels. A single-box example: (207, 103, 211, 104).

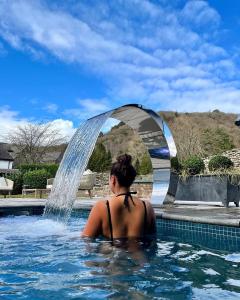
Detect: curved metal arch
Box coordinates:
(44, 104, 177, 221)
(104, 104, 176, 205)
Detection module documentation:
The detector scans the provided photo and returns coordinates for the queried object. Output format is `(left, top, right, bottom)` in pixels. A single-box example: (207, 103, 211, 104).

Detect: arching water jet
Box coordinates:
(44, 104, 177, 222)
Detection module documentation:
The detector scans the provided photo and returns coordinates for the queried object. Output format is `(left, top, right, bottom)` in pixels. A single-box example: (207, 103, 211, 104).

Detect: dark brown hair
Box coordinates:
(110, 154, 136, 187)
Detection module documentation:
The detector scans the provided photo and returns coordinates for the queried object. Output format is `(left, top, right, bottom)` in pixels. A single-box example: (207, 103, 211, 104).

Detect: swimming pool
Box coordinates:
(0, 213, 240, 299)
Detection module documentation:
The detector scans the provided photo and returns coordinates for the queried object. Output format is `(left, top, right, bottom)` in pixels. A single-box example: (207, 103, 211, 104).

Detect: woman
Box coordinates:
(82, 154, 156, 240)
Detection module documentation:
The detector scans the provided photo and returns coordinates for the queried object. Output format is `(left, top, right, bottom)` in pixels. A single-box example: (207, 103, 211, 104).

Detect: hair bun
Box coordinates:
(111, 153, 136, 187)
(117, 154, 132, 166)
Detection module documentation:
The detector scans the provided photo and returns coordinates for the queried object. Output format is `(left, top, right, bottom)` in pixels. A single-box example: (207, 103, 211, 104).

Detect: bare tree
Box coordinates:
(7, 122, 66, 165)
(170, 115, 203, 161)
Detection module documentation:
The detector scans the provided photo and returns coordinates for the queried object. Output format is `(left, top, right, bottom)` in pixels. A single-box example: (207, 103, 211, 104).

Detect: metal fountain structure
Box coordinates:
(235, 115, 240, 127)
(44, 104, 177, 222)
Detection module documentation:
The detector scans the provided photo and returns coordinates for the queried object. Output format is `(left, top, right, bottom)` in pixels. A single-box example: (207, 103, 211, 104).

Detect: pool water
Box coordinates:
(0, 215, 240, 299)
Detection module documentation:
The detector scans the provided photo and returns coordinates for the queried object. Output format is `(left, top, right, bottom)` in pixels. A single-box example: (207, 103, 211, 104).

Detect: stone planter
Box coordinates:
(164, 172, 179, 204)
(167, 172, 179, 197)
(175, 174, 240, 207)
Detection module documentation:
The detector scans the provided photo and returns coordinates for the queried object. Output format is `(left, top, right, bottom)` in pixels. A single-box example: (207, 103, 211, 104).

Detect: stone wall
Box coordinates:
(95, 172, 109, 186)
(94, 172, 153, 187)
(92, 182, 152, 199)
(223, 149, 240, 168)
(77, 172, 153, 199)
(204, 148, 240, 171)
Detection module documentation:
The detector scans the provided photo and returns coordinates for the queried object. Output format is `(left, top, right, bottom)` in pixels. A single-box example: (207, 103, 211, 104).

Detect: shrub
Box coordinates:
(44, 164, 59, 177)
(19, 164, 59, 177)
(201, 127, 234, 156)
(183, 156, 205, 175)
(23, 169, 50, 189)
(6, 172, 23, 195)
(208, 155, 234, 171)
(171, 156, 181, 173)
(139, 153, 152, 175)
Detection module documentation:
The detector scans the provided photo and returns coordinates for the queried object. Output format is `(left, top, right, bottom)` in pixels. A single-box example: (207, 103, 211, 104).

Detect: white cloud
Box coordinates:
(0, 41, 6, 55)
(77, 99, 109, 114)
(44, 103, 58, 114)
(181, 0, 220, 28)
(49, 119, 76, 140)
(63, 99, 119, 134)
(147, 83, 240, 113)
(64, 98, 111, 120)
(0, 0, 158, 67)
(63, 108, 82, 119)
(0, 106, 28, 141)
(0, 0, 239, 114)
(0, 106, 76, 142)
(171, 77, 215, 90)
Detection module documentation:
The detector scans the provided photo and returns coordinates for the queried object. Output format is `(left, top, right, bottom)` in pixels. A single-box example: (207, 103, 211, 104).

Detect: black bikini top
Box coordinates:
(106, 191, 147, 242)
(116, 191, 137, 210)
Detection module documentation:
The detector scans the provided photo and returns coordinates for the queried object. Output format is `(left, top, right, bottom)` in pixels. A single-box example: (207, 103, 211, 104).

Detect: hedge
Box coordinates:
(171, 156, 181, 173)
(23, 169, 51, 189)
(19, 163, 59, 177)
(208, 155, 234, 171)
(6, 172, 23, 195)
(183, 156, 205, 175)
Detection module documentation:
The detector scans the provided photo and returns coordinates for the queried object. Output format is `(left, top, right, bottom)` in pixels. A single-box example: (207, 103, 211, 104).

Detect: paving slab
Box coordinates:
(0, 198, 240, 227)
(159, 204, 240, 227)
(0, 198, 46, 207)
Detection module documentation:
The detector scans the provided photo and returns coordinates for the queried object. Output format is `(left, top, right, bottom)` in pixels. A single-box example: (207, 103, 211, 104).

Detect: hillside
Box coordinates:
(97, 110, 240, 162)
(98, 122, 148, 162)
(10, 110, 239, 167)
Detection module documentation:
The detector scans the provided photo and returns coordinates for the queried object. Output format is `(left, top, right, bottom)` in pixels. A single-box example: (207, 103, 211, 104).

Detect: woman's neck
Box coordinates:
(114, 186, 129, 195)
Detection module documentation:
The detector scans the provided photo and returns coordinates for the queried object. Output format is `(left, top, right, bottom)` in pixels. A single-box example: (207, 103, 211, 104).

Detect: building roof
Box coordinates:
(40, 149, 66, 164)
(0, 143, 14, 161)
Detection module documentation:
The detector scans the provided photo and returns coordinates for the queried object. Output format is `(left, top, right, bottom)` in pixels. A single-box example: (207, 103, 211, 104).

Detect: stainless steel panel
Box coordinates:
(90, 104, 177, 205)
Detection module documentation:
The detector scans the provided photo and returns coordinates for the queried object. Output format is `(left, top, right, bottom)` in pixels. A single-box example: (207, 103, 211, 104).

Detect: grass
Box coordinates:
(0, 193, 49, 199)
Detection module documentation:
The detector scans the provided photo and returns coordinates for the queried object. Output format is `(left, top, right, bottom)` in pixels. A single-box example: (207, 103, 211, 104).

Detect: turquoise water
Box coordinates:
(0, 215, 240, 299)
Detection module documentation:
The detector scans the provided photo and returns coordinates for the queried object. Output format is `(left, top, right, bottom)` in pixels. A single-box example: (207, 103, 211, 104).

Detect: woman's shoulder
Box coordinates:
(140, 199, 153, 207)
(141, 200, 155, 215)
(92, 199, 109, 210)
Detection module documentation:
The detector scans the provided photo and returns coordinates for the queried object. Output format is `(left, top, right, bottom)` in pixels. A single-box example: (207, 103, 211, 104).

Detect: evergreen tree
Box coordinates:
(88, 143, 111, 172)
(106, 150, 112, 168)
(134, 158, 140, 175)
(139, 153, 152, 175)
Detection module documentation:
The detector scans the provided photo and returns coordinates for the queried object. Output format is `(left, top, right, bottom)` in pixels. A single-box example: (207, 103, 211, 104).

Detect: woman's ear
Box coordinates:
(109, 174, 113, 185)
(110, 174, 117, 187)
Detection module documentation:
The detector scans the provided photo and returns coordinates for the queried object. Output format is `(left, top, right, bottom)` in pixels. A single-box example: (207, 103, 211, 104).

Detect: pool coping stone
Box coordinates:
(0, 198, 239, 228)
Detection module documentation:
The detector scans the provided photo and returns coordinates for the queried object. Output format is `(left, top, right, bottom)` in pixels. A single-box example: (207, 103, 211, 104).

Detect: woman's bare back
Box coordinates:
(82, 195, 156, 239)
(82, 153, 156, 239)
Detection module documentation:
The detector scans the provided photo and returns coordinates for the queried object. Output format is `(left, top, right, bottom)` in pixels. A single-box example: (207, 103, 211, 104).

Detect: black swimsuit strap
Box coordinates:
(106, 192, 137, 242)
(116, 191, 137, 197)
(106, 194, 147, 242)
(106, 200, 113, 242)
(142, 200, 147, 235)
(116, 191, 137, 210)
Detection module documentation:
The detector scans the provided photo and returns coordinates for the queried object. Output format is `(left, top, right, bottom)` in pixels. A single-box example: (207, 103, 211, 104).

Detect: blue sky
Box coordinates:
(0, 0, 240, 140)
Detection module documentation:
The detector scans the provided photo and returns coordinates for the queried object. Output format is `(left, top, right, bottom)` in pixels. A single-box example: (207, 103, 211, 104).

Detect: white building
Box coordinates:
(0, 143, 14, 170)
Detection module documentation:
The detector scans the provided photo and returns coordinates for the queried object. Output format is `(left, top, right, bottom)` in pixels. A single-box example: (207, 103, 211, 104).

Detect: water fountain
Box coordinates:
(44, 104, 177, 222)
(2, 106, 240, 300)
